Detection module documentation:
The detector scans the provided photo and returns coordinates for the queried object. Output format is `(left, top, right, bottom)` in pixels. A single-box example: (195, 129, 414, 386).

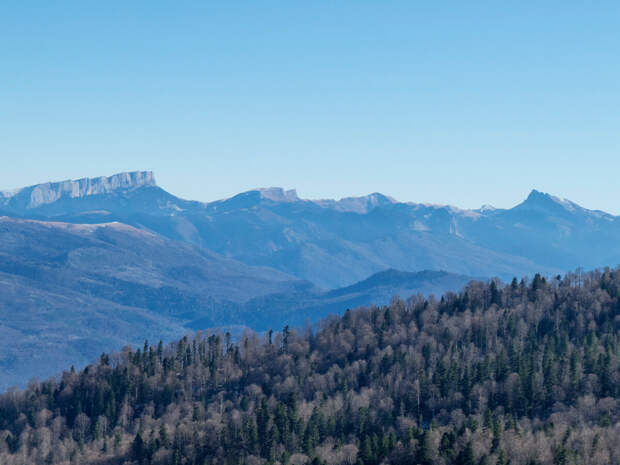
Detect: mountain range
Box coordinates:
(2, 171, 620, 388)
(0, 215, 471, 390)
(3, 171, 619, 287)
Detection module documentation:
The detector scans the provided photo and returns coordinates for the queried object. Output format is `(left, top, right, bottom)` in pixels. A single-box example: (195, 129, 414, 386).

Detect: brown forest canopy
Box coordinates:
(0, 268, 619, 465)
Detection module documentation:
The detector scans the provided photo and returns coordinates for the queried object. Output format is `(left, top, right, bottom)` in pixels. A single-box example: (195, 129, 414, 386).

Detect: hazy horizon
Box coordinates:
(0, 169, 609, 214)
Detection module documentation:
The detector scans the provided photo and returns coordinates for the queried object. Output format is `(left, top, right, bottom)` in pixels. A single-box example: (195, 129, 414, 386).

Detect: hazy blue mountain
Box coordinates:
(0, 216, 302, 389)
(462, 189, 620, 272)
(4, 172, 619, 288)
(0, 216, 471, 389)
(0, 171, 201, 223)
(242, 269, 474, 329)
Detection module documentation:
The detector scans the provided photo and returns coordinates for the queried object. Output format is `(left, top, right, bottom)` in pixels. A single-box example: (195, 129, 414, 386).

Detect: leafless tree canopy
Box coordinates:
(0, 269, 619, 465)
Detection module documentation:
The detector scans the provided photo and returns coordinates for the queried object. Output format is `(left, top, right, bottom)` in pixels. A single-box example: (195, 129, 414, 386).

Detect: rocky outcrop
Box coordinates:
(1, 171, 156, 208)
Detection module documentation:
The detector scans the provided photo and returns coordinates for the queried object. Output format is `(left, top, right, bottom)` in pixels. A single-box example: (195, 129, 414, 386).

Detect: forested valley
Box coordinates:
(0, 269, 618, 465)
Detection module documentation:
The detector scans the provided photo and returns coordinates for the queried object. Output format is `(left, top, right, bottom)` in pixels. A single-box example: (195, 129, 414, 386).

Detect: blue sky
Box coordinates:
(1, 2, 619, 212)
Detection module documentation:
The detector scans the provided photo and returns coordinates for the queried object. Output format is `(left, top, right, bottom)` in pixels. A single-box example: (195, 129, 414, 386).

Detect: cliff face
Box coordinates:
(1, 171, 156, 209)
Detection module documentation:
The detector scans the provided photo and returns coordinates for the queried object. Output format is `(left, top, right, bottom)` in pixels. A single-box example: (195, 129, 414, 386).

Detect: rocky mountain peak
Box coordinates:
(257, 187, 300, 203)
(517, 189, 578, 213)
(313, 192, 396, 213)
(1, 171, 157, 209)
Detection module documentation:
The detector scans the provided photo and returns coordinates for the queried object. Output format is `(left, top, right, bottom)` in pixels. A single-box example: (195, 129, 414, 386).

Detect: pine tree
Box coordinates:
(416, 430, 433, 465)
(132, 433, 145, 461)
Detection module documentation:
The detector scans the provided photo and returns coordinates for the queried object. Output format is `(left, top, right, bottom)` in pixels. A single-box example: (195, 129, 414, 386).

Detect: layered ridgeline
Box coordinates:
(0, 270, 618, 465)
(3, 171, 620, 389)
(4, 172, 620, 288)
(0, 216, 472, 390)
(0, 217, 289, 390)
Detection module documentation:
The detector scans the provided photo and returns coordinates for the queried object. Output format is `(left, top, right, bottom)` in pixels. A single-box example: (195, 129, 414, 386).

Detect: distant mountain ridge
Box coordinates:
(513, 188, 613, 218)
(325, 268, 474, 298)
(3, 171, 620, 288)
(233, 268, 474, 331)
(1, 171, 609, 216)
(0, 216, 472, 389)
(0, 215, 299, 389)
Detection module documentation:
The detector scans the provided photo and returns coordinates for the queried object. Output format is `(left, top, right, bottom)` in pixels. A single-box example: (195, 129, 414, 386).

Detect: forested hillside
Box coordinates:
(0, 269, 618, 465)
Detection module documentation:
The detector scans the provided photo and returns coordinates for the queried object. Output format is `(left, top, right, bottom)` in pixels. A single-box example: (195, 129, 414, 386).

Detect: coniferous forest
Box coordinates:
(0, 269, 619, 465)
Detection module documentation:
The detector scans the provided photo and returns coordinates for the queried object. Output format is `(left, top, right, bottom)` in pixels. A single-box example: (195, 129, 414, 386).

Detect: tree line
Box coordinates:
(0, 268, 618, 464)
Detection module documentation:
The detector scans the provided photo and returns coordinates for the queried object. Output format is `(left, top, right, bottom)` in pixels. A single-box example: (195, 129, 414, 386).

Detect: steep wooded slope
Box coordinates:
(1, 269, 618, 465)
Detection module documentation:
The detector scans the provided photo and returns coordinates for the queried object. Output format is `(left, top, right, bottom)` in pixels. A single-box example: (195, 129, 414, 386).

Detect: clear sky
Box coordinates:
(1, 2, 619, 212)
